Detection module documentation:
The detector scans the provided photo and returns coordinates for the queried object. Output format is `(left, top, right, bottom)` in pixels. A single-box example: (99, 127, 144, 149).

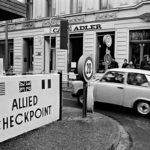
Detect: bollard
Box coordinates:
(87, 83, 94, 113)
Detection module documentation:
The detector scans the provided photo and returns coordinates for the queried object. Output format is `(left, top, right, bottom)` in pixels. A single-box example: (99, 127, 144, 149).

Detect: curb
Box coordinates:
(63, 107, 131, 150)
(108, 121, 131, 150)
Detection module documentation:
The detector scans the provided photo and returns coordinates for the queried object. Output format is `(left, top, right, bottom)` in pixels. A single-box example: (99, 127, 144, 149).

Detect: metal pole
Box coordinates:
(5, 21, 8, 72)
(82, 81, 87, 118)
(58, 71, 63, 120)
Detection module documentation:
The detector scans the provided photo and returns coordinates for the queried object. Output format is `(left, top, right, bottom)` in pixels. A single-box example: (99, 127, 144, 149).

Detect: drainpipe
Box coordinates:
(5, 21, 8, 72)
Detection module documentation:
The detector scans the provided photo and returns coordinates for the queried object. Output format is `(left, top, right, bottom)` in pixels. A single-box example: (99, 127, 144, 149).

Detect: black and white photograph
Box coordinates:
(0, 0, 150, 149)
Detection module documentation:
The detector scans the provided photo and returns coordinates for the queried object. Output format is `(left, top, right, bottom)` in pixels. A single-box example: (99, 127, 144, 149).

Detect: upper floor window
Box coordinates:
(26, 0, 33, 20)
(70, 0, 83, 14)
(46, 0, 56, 17)
(99, 0, 108, 10)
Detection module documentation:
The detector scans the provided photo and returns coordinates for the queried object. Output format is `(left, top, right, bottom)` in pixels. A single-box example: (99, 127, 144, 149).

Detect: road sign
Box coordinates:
(78, 55, 93, 82)
(104, 54, 112, 65)
(103, 34, 112, 47)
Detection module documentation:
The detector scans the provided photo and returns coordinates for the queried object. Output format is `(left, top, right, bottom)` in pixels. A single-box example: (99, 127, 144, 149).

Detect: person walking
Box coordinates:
(122, 59, 128, 68)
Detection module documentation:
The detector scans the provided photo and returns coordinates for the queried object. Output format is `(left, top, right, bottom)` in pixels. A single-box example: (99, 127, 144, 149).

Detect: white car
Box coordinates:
(71, 68, 150, 116)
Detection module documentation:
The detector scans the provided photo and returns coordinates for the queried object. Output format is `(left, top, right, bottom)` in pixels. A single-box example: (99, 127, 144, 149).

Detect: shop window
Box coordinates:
(70, 0, 83, 14)
(130, 30, 150, 41)
(130, 30, 150, 68)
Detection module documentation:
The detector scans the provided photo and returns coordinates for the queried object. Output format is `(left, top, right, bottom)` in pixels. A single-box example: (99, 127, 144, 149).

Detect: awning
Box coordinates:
(0, 0, 26, 21)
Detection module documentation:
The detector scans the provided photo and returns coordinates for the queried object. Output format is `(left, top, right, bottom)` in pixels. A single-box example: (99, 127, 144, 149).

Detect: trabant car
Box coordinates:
(71, 68, 150, 116)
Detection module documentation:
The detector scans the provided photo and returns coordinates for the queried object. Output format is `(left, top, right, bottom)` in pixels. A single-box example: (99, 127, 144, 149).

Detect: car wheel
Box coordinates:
(77, 91, 83, 105)
(135, 101, 150, 116)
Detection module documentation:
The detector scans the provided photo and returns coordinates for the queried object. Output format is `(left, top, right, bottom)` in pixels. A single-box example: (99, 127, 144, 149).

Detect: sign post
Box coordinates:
(78, 55, 93, 118)
(103, 34, 112, 71)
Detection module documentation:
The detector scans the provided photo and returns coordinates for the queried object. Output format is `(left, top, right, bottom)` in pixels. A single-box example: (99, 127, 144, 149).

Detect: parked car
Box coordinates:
(71, 68, 150, 116)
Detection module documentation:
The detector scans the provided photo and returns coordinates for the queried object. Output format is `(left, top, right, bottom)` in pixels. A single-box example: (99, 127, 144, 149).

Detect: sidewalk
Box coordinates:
(0, 106, 130, 150)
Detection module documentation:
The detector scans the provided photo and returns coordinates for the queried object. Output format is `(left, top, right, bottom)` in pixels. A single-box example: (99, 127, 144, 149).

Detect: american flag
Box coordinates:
(0, 82, 5, 95)
(19, 81, 31, 92)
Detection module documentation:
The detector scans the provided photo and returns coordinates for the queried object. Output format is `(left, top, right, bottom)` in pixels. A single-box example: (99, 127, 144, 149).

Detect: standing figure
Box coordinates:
(127, 61, 135, 69)
(140, 55, 148, 69)
(122, 59, 128, 68)
(110, 57, 119, 68)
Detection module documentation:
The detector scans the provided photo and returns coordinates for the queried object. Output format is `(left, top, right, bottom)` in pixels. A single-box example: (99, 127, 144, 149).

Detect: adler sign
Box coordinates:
(0, 74, 60, 142)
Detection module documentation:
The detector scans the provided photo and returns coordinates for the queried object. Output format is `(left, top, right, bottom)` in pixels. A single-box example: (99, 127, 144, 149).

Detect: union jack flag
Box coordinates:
(19, 81, 31, 92)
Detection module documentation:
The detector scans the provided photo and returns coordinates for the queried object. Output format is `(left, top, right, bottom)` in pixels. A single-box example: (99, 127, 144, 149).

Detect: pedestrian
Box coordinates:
(140, 55, 148, 69)
(143, 58, 150, 71)
(122, 59, 128, 68)
(127, 61, 135, 68)
(110, 57, 118, 68)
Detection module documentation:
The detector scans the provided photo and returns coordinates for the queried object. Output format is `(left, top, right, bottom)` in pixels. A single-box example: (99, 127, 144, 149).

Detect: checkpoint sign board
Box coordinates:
(0, 74, 60, 142)
(78, 55, 93, 82)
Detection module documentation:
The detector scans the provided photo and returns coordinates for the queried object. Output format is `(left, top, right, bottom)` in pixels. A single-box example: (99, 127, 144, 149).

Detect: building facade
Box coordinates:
(0, 0, 150, 79)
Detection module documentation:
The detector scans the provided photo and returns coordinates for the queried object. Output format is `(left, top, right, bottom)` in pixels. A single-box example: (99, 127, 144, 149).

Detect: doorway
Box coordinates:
(69, 34, 83, 72)
(23, 38, 33, 73)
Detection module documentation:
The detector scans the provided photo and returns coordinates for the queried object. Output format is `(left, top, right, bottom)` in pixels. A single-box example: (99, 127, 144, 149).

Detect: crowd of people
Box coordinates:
(107, 55, 150, 71)
(121, 55, 150, 70)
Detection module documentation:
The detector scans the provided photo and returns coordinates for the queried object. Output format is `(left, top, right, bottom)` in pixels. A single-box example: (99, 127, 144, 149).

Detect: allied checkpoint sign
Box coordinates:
(0, 74, 60, 142)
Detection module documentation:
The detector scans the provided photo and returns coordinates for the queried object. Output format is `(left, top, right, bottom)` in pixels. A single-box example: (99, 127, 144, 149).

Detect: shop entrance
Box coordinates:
(23, 38, 33, 73)
(97, 32, 115, 73)
(130, 29, 150, 68)
(0, 40, 13, 71)
(69, 34, 83, 73)
(44, 37, 56, 72)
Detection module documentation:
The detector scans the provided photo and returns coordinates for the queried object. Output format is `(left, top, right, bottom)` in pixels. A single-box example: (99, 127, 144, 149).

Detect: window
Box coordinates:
(26, 0, 33, 20)
(99, 0, 108, 10)
(101, 71, 125, 84)
(127, 73, 149, 87)
(86, 0, 94, 10)
(70, 0, 83, 14)
(109, 0, 118, 9)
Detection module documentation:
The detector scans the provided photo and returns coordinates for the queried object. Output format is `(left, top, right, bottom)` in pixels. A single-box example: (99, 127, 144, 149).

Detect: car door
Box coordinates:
(124, 72, 150, 108)
(93, 71, 125, 106)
